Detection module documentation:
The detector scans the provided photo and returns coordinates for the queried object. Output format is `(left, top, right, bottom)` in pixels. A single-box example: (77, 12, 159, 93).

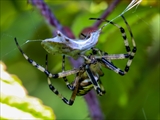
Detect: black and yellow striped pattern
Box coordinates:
(90, 14, 136, 76)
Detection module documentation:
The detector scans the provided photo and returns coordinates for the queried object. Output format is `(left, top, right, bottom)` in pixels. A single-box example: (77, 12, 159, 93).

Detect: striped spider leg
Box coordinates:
(90, 14, 136, 76)
(61, 55, 76, 91)
(14, 37, 84, 78)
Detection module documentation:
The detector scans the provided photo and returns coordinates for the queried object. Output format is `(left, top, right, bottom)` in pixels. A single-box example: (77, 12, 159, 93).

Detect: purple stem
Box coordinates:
(29, 0, 121, 120)
(29, 0, 63, 31)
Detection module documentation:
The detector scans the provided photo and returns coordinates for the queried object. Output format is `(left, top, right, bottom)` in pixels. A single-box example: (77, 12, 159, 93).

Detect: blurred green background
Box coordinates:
(0, 0, 159, 119)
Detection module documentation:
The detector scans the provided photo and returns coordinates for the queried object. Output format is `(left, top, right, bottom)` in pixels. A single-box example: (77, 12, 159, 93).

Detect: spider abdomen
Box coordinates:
(76, 76, 99, 96)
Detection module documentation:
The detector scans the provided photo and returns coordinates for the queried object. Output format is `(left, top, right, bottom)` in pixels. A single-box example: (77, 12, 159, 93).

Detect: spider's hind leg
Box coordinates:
(62, 55, 74, 90)
(99, 79, 106, 95)
(85, 64, 104, 96)
(45, 54, 79, 105)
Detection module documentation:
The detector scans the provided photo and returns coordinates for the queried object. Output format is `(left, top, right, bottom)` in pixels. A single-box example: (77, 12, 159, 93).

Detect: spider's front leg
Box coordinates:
(92, 47, 130, 75)
(14, 38, 80, 79)
(91, 15, 136, 75)
(92, 47, 130, 60)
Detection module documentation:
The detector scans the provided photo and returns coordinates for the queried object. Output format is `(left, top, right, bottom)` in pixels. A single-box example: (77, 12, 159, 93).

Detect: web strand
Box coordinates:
(101, 0, 142, 29)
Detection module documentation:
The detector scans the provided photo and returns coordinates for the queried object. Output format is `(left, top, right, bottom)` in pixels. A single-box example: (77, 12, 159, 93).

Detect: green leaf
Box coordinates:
(0, 61, 55, 120)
